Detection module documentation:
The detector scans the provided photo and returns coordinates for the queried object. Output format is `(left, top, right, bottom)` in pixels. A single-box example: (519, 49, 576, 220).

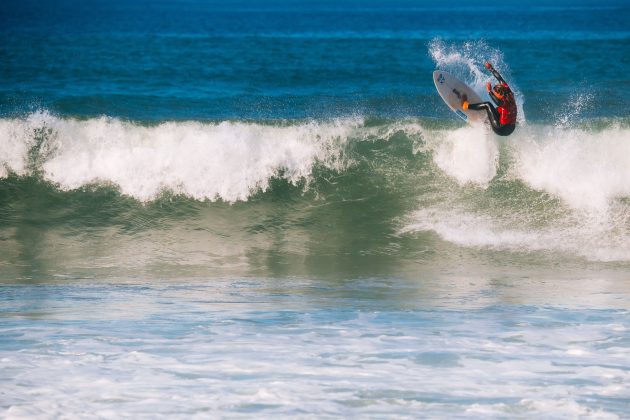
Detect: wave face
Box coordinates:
(1, 113, 630, 264)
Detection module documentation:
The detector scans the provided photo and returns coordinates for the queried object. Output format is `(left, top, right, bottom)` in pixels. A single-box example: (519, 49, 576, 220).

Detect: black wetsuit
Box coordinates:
(468, 66, 517, 136)
(467, 100, 515, 136)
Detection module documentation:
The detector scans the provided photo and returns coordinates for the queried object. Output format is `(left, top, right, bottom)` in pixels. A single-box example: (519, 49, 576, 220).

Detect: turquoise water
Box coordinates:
(1, 0, 630, 417)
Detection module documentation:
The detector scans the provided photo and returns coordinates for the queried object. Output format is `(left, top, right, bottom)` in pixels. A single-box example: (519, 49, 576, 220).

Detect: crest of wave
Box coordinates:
(425, 124, 499, 187)
(513, 122, 630, 212)
(512, 92, 630, 213)
(0, 112, 360, 202)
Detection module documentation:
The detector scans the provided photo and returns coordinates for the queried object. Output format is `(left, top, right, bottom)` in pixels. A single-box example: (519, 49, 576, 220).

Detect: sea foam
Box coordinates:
(0, 112, 358, 202)
(404, 119, 630, 262)
(3, 112, 630, 262)
(430, 123, 498, 186)
(513, 123, 630, 211)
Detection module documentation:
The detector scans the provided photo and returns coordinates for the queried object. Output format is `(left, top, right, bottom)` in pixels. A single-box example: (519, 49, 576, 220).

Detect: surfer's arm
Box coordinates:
(485, 62, 507, 85)
(489, 92, 501, 106)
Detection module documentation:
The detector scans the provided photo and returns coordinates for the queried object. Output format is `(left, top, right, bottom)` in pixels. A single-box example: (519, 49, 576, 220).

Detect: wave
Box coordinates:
(0, 112, 360, 202)
(404, 121, 630, 262)
(1, 112, 630, 261)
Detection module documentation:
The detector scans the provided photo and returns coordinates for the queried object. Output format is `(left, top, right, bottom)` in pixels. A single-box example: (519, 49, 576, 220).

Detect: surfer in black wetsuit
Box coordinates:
(461, 62, 517, 136)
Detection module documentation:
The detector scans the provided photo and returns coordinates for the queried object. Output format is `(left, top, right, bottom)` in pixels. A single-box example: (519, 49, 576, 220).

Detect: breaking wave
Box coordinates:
(1, 112, 629, 261)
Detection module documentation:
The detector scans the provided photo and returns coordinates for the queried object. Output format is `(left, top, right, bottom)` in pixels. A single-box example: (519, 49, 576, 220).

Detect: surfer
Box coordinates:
(461, 62, 517, 136)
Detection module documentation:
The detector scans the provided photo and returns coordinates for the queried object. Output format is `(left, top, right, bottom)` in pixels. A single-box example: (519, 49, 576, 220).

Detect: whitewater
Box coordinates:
(2, 111, 630, 263)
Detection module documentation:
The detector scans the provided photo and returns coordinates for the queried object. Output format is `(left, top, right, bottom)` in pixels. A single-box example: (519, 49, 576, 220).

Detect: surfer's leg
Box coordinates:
(467, 102, 501, 130)
(495, 124, 516, 136)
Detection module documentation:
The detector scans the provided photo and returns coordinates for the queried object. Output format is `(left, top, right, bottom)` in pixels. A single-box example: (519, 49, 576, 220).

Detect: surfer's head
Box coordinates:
(492, 84, 509, 99)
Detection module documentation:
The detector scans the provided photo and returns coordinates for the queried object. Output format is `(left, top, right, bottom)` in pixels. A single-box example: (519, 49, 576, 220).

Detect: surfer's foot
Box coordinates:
(461, 94, 469, 110)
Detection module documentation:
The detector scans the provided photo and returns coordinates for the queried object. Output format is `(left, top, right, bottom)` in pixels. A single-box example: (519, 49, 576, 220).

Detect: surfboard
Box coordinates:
(433, 70, 485, 123)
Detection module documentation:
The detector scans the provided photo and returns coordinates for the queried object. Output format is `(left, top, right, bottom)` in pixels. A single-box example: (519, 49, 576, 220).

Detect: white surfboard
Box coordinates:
(433, 70, 485, 123)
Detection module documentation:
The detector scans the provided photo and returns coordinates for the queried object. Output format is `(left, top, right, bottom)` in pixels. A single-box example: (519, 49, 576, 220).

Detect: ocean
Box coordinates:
(1, 0, 630, 417)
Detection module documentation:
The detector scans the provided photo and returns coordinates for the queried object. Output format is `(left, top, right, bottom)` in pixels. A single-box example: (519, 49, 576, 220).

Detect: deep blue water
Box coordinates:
(1, 0, 629, 120)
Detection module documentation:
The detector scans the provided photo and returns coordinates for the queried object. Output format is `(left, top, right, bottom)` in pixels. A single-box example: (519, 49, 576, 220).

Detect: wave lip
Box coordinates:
(1, 112, 359, 202)
(430, 124, 499, 186)
(0, 118, 33, 178)
(514, 123, 630, 211)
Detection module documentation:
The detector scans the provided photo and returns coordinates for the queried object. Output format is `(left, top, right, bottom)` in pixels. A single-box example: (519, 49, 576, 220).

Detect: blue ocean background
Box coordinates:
(1, 0, 630, 417)
(2, 0, 629, 120)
